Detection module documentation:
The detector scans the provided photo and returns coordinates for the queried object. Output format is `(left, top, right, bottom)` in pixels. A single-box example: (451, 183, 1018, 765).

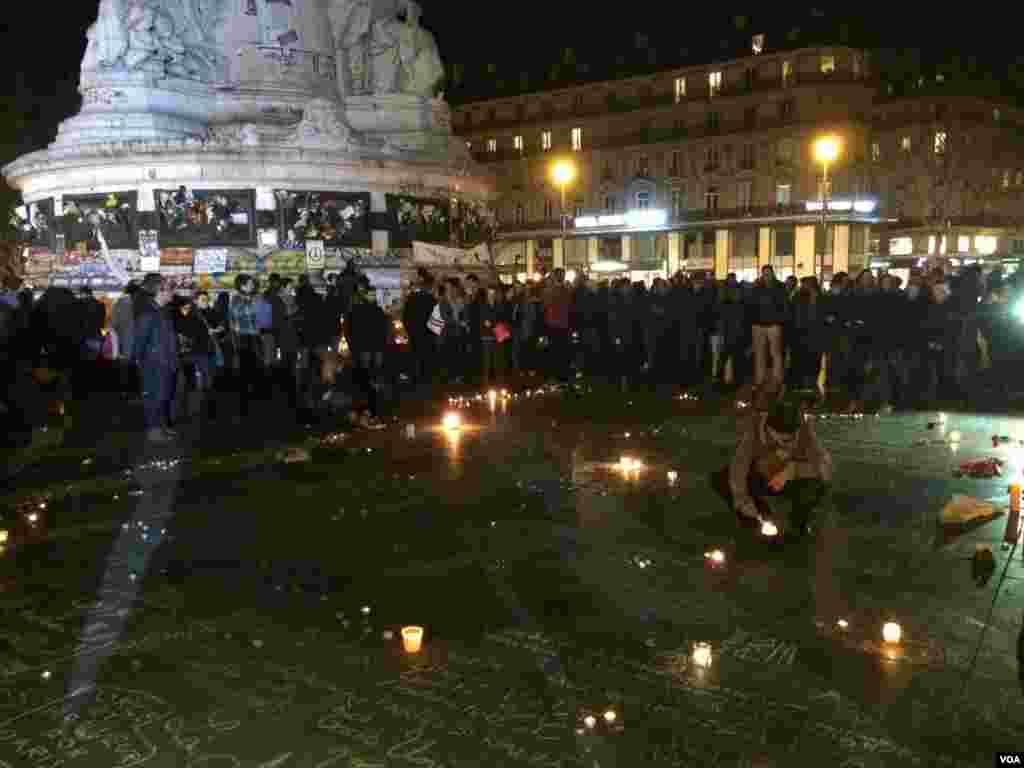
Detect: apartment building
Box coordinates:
(453, 43, 1024, 281)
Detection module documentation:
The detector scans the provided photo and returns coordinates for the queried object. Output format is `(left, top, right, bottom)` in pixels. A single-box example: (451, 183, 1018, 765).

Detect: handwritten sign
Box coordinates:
(194, 248, 228, 274)
(720, 629, 799, 666)
(306, 240, 325, 270)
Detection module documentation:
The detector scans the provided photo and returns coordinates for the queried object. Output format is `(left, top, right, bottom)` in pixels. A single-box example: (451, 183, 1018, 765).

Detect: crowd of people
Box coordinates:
(1, 260, 1022, 445)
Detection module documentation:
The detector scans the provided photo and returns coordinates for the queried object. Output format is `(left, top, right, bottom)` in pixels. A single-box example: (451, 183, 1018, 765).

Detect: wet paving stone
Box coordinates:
(0, 389, 1019, 765)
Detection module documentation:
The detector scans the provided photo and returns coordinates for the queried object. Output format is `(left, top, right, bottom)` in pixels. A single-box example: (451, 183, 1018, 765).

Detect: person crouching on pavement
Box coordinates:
(132, 274, 178, 444)
(713, 397, 832, 537)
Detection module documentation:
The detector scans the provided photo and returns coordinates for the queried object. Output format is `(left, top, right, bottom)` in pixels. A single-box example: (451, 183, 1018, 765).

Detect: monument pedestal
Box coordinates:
(53, 73, 215, 148)
(345, 93, 450, 135)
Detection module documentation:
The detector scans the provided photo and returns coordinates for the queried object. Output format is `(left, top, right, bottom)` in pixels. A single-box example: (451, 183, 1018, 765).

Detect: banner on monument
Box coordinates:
(194, 248, 228, 274)
(412, 241, 491, 267)
(160, 247, 193, 267)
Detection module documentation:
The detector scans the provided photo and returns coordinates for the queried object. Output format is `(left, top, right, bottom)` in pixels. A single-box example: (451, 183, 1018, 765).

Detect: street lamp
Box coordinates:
(551, 159, 576, 232)
(813, 135, 841, 279)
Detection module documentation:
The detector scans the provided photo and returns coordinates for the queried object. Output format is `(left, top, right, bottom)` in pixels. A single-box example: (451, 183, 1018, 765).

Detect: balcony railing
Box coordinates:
(454, 71, 873, 133)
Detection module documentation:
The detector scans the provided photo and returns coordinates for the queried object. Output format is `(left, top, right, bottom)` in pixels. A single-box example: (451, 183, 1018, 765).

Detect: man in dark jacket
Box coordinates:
(132, 274, 178, 443)
(346, 277, 389, 428)
(402, 270, 436, 393)
(747, 265, 788, 390)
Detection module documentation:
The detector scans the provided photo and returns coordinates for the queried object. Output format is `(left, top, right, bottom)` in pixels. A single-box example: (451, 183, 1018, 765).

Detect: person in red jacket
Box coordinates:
(543, 269, 572, 383)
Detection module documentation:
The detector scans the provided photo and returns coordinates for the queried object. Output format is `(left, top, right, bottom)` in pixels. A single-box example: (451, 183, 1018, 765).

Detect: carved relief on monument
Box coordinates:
(81, 0, 230, 83)
(287, 98, 359, 150)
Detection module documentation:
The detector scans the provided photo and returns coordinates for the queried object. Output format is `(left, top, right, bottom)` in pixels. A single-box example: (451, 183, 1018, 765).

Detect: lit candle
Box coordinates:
(401, 626, 424, 654)
(667, 470, 678, 484)
(760, 520, 779, 538)
(582, 715, 597, 729)
(704, 549, 726, 565)
(442, 412, 462, 431)
(692, 642, 713, 669)
(837, 619, 849, 630)
(603, 709, 617, 724)
(27, 513, 39, 525)
(882, 622, 902, 644)
(0, 530, 7, 545)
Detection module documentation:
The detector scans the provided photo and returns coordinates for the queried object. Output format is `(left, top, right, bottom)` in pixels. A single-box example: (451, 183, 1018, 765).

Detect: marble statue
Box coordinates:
(368, 13, 402, 94)
(288, 98, 359, 150)
(82, 0, 129, 74)
(329, 0, 373, 95)
(396, 1, 444, 97)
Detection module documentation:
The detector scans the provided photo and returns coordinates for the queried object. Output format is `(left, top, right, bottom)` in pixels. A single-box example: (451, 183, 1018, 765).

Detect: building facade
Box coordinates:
(453, 44, 1024, 282)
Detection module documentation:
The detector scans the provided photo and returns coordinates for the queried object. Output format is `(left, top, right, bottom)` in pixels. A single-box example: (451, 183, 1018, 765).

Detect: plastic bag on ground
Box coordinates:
(940, 495, 1003, 525)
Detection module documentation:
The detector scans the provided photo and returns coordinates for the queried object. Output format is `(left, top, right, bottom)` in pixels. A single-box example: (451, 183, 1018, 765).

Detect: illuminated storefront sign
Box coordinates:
(575, 209, 668, 229)
(804, 199, 877, 213)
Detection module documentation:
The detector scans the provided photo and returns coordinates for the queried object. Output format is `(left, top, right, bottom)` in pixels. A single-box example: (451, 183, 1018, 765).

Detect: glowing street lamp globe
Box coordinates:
(814, 135, 841, 165)
(551, 160, 576, 186)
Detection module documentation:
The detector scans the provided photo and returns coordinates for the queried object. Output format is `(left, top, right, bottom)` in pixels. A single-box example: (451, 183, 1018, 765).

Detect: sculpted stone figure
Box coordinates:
(329, 0, 373, 95)
(396, 1, 444, 97)
(368, 12, 402, 94)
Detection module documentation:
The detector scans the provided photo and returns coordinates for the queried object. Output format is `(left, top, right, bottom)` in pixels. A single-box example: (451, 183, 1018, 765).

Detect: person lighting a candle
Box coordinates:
(712, 395, 832, 538)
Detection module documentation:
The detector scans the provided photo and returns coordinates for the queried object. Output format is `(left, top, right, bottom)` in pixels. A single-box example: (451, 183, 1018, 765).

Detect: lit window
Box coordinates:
(674, 77, 686, 103)
(934, 130, 947, 155)
(636, 191, 651, 209)
(514, 204, 524, 224)
(928, 235, 936, 255)
(737, 180, 753, 209)
(1004, 170, 1012, 189)
(852, 54, 862, 78)
(671, 188, 684, 216)
(871, 141, 881, 162)
(514, 135, 523, 151)
(940, 235, 947, 255)
(1017, 171, 1024, 186)
(486, 138, 497, 153)
(466, 141, 472, 150)
(957, 235, 970, 253)
(543, 199, 553, 220)
(900, 135, 911, 152)
(994, 108, 1002, 122)
(975, 235, 998, 255)
(708, 71, 722, 97)
(889, 237, 913, 256)
(782, 60, 793, 85)
(541, 131, 552, 150)
(705, 186, 719, 211)
(777, 138, 794, 162)
(571, 127, 583, 151)
(775, 183, 791, 205)
(820, 55, 835, 75)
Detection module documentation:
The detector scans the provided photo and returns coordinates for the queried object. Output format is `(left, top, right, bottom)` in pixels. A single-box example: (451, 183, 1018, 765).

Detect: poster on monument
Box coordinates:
(61, 192, 138, 252)
(194, 248, 228, 274)
(155, 188, 256, 247)
(387, 195, 451, 247)
(138, 230, 159, 272)
(306, 240, 325, 270)
(277, 191, 371, 249)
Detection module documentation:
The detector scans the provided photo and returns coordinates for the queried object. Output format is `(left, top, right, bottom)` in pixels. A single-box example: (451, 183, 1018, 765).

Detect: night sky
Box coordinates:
(2, 2, 1021, 164)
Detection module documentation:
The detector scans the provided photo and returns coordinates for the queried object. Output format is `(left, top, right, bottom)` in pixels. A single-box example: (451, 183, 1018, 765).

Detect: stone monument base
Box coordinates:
(344, 93, 451, 137)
